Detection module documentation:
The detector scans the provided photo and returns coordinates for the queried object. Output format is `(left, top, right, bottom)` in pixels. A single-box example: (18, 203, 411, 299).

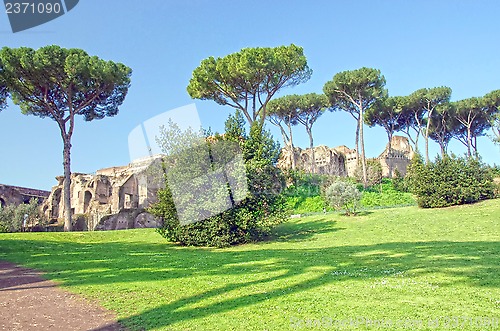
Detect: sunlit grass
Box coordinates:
(1, 200, 499, 330)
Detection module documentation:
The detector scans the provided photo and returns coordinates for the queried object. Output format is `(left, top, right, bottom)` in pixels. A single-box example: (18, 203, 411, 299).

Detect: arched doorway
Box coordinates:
(83, 191, 92, 213)
(51, 188, 62, 219)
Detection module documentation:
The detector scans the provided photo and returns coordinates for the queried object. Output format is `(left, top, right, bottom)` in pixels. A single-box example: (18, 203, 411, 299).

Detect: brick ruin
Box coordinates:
(0, 184, 50, 208)
(41, 156, 164, 231)
(277, 135, 414, 177)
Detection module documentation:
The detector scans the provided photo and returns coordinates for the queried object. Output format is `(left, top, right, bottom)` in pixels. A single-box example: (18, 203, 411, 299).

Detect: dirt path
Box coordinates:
(0, 261, 126, 331)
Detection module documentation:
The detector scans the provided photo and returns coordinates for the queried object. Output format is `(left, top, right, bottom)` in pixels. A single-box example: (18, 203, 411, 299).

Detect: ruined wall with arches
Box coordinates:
(42, 156, 163, 230)
(277, 136, 414, 178)
(0, 184, 50, 208)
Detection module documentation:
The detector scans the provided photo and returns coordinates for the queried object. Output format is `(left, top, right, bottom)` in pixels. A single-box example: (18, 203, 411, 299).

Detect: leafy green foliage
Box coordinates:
(0, 199, 47, 233)
(365, 96, 407, 152)
(285, 196, 327, 214)
(484, 90, 500, 145)
(360, 179, 416, 207)
(407, 153, 495, 208)
(0, 46, 132, 120)
(283, 171, 330, 213)
(284, 170, 325, 195)
(392, 169, 410, 193)
(0, 58, 7, 111)
(324, 180, 362, 216)
(187, 44, 311, 124)
(150, 111, 287, 247)
(285, 172, 415, 213)
(324, 68, 387, 114)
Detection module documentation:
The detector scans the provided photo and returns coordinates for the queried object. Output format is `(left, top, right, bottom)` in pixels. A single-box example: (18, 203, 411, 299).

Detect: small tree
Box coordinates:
(324, 180, 362, 216)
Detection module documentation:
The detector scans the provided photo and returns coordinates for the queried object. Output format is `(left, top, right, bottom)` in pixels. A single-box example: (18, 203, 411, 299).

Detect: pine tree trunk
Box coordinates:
(355, 118, 360, 161)
(425, 121, 431, 164)
(288, 123, 296, 170)
(440, 143, 446, 158)
(473, 136, 478, 157)
(62, 137, 72, 231)
(415, 130, 420, 154)
(387, 132, 393, 177)
(359, 110, 368, 187)
(467, 126, 472, 157)
(307, 126, 315, 173)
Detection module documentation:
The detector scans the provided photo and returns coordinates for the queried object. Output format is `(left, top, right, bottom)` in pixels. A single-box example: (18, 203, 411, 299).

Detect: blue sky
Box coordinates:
(1, 0, 500, 190)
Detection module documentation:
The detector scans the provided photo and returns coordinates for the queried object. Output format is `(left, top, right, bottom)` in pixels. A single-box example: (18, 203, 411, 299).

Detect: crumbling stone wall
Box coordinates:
(278, 136, 414, 178)
(0, 184, 49, 208)
(42, 156, 163, 230)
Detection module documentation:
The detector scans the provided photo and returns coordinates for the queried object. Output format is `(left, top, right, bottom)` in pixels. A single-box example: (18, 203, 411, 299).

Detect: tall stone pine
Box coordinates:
(427, 103, 454, 157)
(324, 68, 387, 186)
(452, 96, 494, 157)
(0, 46, 131, 231)
(187, 44, 312, 126)
(406, 87, 451, 163)
(365, 96, 406, 176)
(267, 93, 327, 172)
(267, 96, 299, 169)
(484, 90, 500, 145)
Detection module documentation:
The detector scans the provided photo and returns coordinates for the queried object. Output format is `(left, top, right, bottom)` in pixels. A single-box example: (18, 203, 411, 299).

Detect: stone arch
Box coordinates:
(0, 197, 5, 208)
(83, 191, 92, 213)
(51, 188, 62, 219)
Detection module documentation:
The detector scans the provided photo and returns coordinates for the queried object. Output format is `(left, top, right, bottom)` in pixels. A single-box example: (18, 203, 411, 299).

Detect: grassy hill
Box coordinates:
(1, 199, 499, 330)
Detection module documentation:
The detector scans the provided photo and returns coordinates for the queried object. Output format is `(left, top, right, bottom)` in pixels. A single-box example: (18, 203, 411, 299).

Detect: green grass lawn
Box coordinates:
(1, 200, 499, 330)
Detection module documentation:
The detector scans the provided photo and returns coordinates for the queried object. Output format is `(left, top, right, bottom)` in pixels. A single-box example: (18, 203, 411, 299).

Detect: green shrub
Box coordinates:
(285, 195, 328, 214)
(407, 154, 495, 208)
(324, 180, 362, 216)
(392, 169, 410, 192)
(150, 111, 287, 247)
(359, 178, 415, 207)
(283, 169, 325, 194)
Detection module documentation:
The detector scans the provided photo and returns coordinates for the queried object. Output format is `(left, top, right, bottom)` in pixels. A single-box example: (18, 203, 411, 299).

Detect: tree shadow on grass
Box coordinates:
(269, 218, 345, 242)
(0, 233, 498, 330)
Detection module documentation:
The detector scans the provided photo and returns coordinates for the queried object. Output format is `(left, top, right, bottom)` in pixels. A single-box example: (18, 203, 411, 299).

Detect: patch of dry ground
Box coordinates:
(0, 261, 126, 331)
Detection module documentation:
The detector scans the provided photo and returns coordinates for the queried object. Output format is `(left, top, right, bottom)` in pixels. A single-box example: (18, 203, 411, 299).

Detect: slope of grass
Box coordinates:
(286, 179, 416, 213)
(0, 200, 499, 330)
